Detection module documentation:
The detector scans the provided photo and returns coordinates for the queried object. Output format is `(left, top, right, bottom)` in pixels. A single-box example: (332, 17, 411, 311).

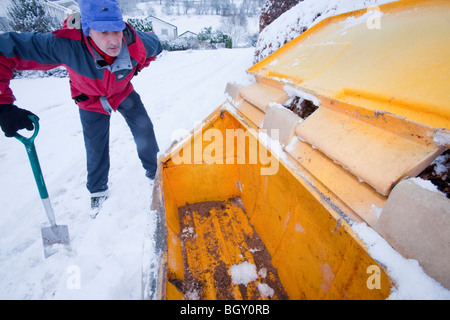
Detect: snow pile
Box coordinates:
(258, 283, 274, 298)
(352, 222, 450, 299)
(229, 261, 275, 298)
(141, 209, 163, 300)
(283, 85, 321, 107)
(229, 261, 258, 285)
(433, 129, 450, 147)
(432, 153, 449, 176)
(410, 177, 446, 197)
(255, 0, 397, 62)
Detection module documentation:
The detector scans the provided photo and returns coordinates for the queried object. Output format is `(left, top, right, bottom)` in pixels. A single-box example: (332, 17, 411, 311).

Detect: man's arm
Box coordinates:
(0, 32, 68, 136)
(135, 30, 163, 69)
(0, 32, 68, 104)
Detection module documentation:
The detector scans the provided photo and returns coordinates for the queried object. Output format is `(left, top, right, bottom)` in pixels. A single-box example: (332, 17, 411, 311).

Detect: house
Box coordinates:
(50, 0, 79, 12)
(146, 15, 178, 41)
(42, 0, 77, 23)
(179, 31, 197, 39)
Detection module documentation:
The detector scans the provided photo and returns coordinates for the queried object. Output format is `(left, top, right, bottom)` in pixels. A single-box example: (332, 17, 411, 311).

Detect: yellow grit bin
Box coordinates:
(144, 0, 450, 300)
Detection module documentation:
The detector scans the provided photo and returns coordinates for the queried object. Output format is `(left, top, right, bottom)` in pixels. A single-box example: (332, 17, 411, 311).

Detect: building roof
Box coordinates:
(147, 15, 178, 29)
(179, 31, 197, 37)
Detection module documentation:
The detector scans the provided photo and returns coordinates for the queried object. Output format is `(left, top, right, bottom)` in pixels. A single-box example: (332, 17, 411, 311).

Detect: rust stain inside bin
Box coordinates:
(175, 197, 288, 300)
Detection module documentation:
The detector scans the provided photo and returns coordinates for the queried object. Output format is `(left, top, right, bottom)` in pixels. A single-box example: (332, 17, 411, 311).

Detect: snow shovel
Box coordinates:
(15, 115, 71, 258)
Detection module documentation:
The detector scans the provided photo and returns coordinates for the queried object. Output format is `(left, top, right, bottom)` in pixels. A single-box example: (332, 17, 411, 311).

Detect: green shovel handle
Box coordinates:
(14, 115, 49, 200)
(14, 114, 40, 144)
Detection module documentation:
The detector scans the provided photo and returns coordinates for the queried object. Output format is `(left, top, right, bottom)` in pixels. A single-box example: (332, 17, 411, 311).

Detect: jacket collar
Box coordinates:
(89, 39, 133, 73)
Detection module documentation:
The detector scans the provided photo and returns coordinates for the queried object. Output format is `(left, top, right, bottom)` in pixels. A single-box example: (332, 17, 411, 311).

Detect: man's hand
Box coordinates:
(0, 104, 39, 137)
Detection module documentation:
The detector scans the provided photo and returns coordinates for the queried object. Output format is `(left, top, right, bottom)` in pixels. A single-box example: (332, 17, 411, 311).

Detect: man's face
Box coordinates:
(89, 29, 123, 57)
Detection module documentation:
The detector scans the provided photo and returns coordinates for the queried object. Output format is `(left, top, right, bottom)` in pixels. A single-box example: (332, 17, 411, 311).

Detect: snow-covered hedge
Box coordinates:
(12, 66, 68, 79)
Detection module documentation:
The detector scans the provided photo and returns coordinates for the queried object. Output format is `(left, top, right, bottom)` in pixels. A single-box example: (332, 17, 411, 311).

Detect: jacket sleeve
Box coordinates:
(0, 32, 69, 104)
(135, 30, 163, 69)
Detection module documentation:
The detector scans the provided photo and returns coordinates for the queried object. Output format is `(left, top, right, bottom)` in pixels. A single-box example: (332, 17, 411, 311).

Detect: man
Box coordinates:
(0, 0, 162, 215)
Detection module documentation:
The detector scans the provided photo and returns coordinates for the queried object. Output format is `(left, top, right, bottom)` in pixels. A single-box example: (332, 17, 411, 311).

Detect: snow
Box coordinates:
(229, 261, 275, 298)
(127, 10, 232, 36)
(0, 0, 9, 16)
(433, 129, 450, 147)
(432, 153, 449, 176)
(353, 223, 450, 300)
(410, 177, 446, 197)
(229, 261, 258, 285)
(284, 85, 321, 107)
(257, 283, 274, 298)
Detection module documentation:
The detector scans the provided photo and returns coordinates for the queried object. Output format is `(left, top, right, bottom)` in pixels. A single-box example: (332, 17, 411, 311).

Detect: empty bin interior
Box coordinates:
(160, 109, 392, 299)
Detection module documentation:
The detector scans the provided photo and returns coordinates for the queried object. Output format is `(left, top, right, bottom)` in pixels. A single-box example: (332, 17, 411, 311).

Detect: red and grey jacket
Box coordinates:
(0, 13, 162, 114)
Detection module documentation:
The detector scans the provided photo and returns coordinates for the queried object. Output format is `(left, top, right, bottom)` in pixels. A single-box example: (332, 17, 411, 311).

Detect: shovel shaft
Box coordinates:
(15, 116, 56, 226)
(42, 197, 57, 228)
(23, 139, 50, 200)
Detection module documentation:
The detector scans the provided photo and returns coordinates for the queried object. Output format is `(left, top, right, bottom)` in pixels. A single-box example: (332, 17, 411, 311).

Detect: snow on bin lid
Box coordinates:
(249, 0, 450, 129)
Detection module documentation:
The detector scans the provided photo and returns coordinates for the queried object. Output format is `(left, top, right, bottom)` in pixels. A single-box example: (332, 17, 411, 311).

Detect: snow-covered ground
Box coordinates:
(0, 48, 255, 299)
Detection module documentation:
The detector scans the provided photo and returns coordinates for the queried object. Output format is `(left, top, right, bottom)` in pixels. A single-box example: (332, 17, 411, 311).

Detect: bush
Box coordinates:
(161, 37, 199, 51)
(12, 66, 68, 79)
(126, 17, 153, 32)
(197, 27, 232, 49)
(160, 27, 233, 52)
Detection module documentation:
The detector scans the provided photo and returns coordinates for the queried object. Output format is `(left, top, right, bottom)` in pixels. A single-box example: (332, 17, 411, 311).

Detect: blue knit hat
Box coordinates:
(79, 0, 126, 36)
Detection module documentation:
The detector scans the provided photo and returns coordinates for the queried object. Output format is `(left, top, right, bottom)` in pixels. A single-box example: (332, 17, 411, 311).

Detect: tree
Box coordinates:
(198, 26, 232, 49)
(8, 0, 57, 33)
(182, 0, 195, 14)
(259, 0, 300, 32)
(127, 17, 153, 32)
(220, 14, 247, 47)
(118, 0, 145, 16)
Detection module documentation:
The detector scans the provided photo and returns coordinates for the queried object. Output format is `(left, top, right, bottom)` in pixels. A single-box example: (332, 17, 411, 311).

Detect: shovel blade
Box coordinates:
(41, 225, 71, 258)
